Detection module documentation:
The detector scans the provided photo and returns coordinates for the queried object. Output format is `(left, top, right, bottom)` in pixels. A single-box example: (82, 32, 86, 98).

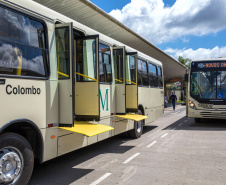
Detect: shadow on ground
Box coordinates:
(29, 125, 155, 185)
(143, 125, 158, 134)
(162, 116, 226, 131)
(29, 134, 135, 185)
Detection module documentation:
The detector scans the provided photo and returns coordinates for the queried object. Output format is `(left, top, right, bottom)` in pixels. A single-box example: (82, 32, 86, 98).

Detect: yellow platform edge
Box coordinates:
(116, 114, 148, 121)
(59, 122, 114, 137)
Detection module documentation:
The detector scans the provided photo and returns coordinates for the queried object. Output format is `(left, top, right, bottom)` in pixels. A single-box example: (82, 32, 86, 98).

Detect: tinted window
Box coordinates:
(158, 66, 163, 88)
(158, 66, 162, 77)
(148, 63, 157, 75)
(76, 39, 97, 82)
(0, 6, 48, 78)
(148, 63, 158, 87)
(56, 27, 70, 79)
(99, 43, 112, 83)
(113, 49, 124, 84)
(138, 59, 148, 86)
(126, 55, 136, 84)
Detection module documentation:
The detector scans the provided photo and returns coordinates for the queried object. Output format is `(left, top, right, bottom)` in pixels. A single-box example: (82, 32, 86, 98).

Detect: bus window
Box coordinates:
(99, 43, 112, 83)
(126, 55, 136, 84)
(190, 71, 217, 99)
(138, 59, 148, 86)
(148, 63, 158, 87)
(113, 49, 124, 84)
(56, 27, 70, 79)
(76, 39, 97, 82)
(0, 6, 48, 77)
(158, 66, 163, 88)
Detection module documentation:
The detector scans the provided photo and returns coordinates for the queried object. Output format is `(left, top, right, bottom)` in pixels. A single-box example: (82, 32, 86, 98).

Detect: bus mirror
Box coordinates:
(184, 74, 188, 82)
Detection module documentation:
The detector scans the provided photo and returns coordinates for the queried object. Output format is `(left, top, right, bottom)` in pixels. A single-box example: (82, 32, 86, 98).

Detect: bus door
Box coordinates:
(113, 46, 126, 114)
(126, 52, 138, 112)
(74, 35, 100, 121)
(55, 23, 74, 125)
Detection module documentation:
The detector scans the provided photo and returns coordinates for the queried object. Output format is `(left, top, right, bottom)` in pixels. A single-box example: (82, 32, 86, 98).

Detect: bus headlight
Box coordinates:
(189, 100, 196, 109)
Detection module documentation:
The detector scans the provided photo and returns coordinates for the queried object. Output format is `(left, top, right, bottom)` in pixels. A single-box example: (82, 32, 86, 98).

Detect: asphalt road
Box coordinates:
(29, 106, 226, 185)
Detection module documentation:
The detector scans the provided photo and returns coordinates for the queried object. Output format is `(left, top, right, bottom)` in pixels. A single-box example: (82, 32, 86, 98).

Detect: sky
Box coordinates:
(89, 0, 226, 61)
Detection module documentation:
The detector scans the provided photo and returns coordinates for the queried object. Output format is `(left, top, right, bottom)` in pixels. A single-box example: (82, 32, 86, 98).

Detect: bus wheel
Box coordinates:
(0, 133, 34, 185)
(128, 110, 143, 139)
(195, 118, 201, 123)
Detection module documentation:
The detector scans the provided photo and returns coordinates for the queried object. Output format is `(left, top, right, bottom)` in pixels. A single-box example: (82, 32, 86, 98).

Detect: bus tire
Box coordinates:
(195, 118, 201, 123)
(128, 110, 143, 139)
(0, 133, 34, 185)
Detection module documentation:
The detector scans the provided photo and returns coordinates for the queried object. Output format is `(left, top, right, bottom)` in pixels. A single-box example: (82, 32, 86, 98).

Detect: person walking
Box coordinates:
(169, 92, 177, 110)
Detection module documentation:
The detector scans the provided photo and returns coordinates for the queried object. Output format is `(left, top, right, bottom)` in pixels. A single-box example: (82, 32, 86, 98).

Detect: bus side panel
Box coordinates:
(0, 79, 47, 128)
(98, 85, 114, 141)
(100, 85, 111, 118)
(57, 131, 87, 156)
(114, 118, 133, 135)
(138, 87, 150, 122)
(40, 128, 58, 162)
(155, 89, 164, 119)
(149, 88, 163, 122)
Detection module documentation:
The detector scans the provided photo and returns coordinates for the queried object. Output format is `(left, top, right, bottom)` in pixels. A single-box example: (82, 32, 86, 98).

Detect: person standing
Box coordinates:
(164, 94, 168, 108)
(169, 92, 177, 110)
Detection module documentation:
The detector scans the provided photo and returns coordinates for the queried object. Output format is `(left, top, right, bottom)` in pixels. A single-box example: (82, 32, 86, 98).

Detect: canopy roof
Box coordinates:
(33, 0, 186, 82)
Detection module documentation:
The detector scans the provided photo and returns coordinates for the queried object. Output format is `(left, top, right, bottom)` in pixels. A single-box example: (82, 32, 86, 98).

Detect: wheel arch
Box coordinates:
(138, 104, 145, 125)
(138, 104, 145, 115)
(0, 119, 44, 163)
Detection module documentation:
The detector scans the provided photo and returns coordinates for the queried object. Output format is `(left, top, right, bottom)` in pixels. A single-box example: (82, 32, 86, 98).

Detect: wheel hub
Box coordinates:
(0, 149, 23, 184)
(137, 121, 142, 133)
(3, 161, 13, 173)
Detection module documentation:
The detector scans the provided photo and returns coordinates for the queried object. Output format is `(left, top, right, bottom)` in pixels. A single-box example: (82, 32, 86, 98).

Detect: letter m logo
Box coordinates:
(100, 89, 109, 112)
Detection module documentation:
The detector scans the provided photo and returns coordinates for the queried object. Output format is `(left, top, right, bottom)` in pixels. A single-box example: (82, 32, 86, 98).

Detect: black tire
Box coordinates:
(0, 133, 34, 185)
(128, 110, 144, 139)
(195, 118, 201, 123)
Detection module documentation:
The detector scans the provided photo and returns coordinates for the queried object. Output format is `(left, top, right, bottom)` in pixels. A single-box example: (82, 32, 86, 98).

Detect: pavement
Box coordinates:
(29, 106, 226, 185)
(164, 102, 183, 110)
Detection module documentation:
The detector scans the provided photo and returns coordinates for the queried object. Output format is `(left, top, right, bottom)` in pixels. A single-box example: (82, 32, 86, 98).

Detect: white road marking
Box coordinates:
(121, 166, 136, 182)
(170, 128, 176, 131)
(146, 141, 157, 148)
(90, 173, 112, 185)
(178, 123, 183, 126)
(172, 111, 180, 114)
(161, 133, 168, 138)
(123, 153, 140, 164)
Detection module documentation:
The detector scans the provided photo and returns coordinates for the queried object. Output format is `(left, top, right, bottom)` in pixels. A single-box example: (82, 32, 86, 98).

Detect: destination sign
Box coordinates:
(192, 61, 226, 69)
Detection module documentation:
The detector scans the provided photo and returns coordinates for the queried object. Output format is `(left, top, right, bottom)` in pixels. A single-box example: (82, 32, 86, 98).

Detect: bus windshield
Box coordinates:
(191, 70, 226, 100)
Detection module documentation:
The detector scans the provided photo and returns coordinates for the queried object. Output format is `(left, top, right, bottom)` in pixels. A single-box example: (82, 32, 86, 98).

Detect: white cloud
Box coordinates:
(109, 0, 226, 45)
(164, 46, 226, 60)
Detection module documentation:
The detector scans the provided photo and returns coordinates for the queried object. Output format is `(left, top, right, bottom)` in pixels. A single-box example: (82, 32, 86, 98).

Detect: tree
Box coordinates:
(178, 56, 191, 67)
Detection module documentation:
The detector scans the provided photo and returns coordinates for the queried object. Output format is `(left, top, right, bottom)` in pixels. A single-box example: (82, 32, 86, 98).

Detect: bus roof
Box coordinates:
(192, 58, 226, 63)
(4, 0, 162, 67)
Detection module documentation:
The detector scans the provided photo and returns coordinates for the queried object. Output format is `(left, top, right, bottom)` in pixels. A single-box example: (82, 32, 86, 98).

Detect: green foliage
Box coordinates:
(178, 56, 191, 67)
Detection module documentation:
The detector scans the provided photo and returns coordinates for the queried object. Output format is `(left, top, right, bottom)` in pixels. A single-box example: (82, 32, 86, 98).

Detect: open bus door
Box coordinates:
(113, 46, 126, 115)
(126, 52, 138, 112)
(55, 23, 74, 125)
(74, 35, 100, 121)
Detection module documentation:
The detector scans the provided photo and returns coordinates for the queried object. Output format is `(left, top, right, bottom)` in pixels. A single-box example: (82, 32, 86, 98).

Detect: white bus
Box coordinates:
(0, 0, 164, 184)
(186, 58, 226, 122)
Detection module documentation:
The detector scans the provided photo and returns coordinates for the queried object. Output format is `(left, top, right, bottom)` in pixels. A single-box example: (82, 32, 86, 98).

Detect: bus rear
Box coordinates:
(187, 59, 226, 121)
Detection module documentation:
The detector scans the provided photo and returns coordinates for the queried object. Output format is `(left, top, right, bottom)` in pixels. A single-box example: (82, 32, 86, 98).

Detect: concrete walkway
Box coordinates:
(164, 102, 184, 110)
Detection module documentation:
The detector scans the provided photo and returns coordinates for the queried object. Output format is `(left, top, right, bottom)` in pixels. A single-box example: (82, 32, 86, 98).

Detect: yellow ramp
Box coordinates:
(116, 114, 148, 121)
(59, 122, 114, 137)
